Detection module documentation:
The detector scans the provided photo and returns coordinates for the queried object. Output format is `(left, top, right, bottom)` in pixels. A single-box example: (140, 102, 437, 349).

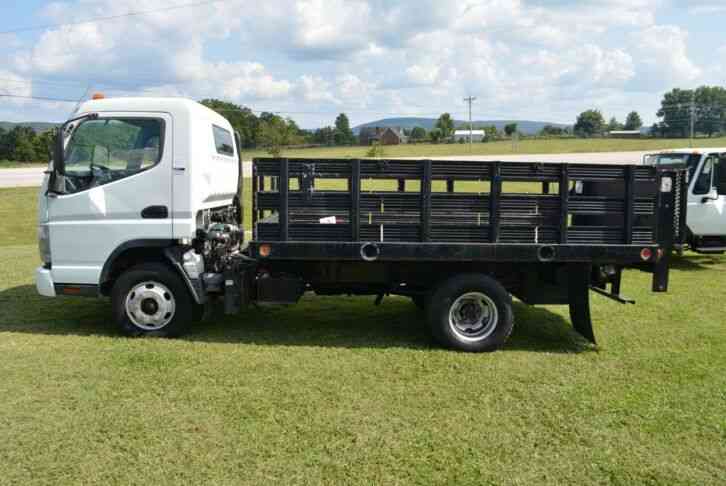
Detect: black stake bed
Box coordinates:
(249, 158, 686, 271)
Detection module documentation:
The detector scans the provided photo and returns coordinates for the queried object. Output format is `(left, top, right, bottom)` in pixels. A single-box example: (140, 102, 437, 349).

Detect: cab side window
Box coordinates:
(693, 156, 717, 195)
(213, 125, 235, 157)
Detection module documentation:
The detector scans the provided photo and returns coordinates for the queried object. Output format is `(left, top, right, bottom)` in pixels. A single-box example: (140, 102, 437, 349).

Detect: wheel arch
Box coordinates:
(99, 239, 175, 296)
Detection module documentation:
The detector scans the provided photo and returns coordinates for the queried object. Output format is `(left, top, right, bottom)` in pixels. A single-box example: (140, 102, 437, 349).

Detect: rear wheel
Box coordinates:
(112, 263, 200, 337)
(427, 274, 513, 352)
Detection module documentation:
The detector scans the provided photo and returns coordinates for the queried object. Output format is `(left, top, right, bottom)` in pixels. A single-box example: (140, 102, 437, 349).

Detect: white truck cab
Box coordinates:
(36, 97, 243, 333)
(644, 148, 726, 253)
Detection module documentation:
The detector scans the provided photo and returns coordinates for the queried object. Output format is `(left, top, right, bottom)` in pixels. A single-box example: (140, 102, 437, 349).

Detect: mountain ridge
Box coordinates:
(353, 117, 570, 135)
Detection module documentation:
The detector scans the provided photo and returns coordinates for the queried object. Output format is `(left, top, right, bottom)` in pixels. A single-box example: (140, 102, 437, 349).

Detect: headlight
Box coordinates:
(38, 225, 51, 264)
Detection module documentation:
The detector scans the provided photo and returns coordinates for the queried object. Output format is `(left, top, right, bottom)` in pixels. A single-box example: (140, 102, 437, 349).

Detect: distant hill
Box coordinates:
(0, 121, 58, 133)
(353, 117, 570, 135)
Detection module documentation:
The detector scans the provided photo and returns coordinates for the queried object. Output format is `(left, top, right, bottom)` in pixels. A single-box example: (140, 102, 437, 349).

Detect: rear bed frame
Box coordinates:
(239, 158, 686, 345)
(248, 158, 684, 267)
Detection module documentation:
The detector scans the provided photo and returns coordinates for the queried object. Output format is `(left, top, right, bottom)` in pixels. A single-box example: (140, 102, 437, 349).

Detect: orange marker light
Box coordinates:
(91, 93, 105, 100)
(259, 244, 272, 258)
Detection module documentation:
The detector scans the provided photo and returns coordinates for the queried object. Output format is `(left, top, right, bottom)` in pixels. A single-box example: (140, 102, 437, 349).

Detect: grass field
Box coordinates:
(236, 136, 726, 160)
(1, 185, 725, 484)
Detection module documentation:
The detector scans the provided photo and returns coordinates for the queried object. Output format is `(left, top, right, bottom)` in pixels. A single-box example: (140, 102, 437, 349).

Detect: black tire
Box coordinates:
(427, 274, 514, 352)
(111, 262, 200, 337)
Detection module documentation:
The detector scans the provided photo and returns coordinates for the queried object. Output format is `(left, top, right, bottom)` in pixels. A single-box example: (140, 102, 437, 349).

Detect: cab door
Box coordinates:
(687, 153, 726, 239)
(48, 112, 173, 285)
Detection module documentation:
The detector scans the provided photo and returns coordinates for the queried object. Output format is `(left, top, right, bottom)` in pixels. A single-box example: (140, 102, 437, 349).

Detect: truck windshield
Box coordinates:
(63, 118, 162, 193)
(645, 153, 701, 180)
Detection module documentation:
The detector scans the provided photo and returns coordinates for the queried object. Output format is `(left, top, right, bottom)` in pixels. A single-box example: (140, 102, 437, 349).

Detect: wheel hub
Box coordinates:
(141, 298, 159, 315)
(125, 281, 176, 331)
(449, 292, 498, 342)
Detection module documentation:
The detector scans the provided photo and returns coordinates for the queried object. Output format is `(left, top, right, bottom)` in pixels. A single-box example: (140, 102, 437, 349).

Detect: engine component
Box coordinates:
(182, 250, 204, 279)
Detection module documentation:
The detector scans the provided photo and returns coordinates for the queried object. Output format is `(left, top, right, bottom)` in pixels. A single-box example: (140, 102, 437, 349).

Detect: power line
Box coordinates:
(0, 0, 226, 35)
(0, 94, 78, 103)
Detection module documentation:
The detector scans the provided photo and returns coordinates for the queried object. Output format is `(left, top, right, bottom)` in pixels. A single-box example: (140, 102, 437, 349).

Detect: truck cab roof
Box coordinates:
(73, 96, 231, 130)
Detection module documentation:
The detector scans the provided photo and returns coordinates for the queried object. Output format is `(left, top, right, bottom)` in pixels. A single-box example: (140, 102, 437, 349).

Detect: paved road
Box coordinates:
(0, 152, 649, 188)
(0, 167, 48, 188)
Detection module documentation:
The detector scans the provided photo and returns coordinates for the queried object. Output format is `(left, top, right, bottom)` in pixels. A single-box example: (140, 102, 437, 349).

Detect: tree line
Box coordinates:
(2, 86, 725, 164)
(573, 110, 643, 137)
(573, 85, 726, 138)
(200, 99, 355, 155)
(0, 125, 55, 162)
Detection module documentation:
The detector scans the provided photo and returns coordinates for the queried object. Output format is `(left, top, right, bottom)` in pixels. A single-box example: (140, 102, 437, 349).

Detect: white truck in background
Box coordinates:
(644, 148, 726, 253)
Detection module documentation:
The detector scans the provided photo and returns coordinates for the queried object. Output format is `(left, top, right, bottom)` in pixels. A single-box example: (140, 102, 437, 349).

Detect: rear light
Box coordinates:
(640, 248, 653, 261)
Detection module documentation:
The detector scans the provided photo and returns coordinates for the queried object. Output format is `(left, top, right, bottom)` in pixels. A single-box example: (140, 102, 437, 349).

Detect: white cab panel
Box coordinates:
(48, 112, 173, 284)
(687, 153, 726, 237)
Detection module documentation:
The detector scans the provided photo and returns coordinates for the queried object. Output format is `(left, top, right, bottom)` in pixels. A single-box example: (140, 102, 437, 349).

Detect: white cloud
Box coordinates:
(687, 1, 726, 14)
(631, 25, 701, 89)
(291, 0, 372, 56)
(405, 63, 440, 86)
(0, 0, 713, 127)
(298, 75, 338, 104)
(0, 71, 32, 104)
(213, 63, 292, 100)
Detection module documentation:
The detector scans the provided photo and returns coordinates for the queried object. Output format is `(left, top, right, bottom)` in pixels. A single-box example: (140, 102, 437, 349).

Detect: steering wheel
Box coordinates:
(91, 163, 112, 173)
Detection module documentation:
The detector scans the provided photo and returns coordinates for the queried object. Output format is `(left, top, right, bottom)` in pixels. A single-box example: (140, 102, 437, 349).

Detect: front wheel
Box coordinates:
(112, 263, 200, 337)
(427, 274, 514, 352)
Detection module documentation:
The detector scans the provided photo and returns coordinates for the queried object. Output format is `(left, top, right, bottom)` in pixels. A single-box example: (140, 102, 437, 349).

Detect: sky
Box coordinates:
(0, 0, 725, 128)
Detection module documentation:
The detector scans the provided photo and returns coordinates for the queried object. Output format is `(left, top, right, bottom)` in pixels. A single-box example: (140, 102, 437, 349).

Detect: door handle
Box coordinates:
(141, 205, 169, 219)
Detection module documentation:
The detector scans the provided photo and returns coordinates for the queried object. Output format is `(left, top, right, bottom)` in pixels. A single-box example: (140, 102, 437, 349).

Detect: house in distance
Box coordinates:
(453, 129, 486, 142)
(608, 130, 642, 139)
(359, 126, 408, 145)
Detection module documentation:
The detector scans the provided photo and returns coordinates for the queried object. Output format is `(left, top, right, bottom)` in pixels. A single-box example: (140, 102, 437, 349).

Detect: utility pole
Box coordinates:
(463, 96, 477, 150)
(690, 91, 695, 148)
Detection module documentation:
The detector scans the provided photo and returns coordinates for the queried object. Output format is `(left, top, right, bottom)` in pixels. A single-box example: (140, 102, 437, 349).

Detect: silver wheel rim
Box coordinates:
(448, 292, 498, 342)
(124, 281, 176, 331)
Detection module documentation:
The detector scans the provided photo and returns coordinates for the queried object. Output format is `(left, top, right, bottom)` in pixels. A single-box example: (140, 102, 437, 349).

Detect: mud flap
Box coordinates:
(568, 263, 596, 344)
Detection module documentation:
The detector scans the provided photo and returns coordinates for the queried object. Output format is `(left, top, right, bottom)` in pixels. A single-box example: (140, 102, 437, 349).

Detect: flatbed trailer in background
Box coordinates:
(234, 158, 687, 351)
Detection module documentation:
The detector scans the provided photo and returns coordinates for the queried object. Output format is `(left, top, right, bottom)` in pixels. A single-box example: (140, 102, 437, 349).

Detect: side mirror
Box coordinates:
(53, 126, 65, 175)
(47, 126, 66, 194)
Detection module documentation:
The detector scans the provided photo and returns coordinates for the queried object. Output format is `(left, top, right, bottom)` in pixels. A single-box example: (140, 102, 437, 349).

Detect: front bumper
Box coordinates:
(35, 266, 56, 297)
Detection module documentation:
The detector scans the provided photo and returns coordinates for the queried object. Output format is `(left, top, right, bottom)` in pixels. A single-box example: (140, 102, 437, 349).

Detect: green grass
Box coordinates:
(1, 186, 725, 484)
(240, 136, 726, 159)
